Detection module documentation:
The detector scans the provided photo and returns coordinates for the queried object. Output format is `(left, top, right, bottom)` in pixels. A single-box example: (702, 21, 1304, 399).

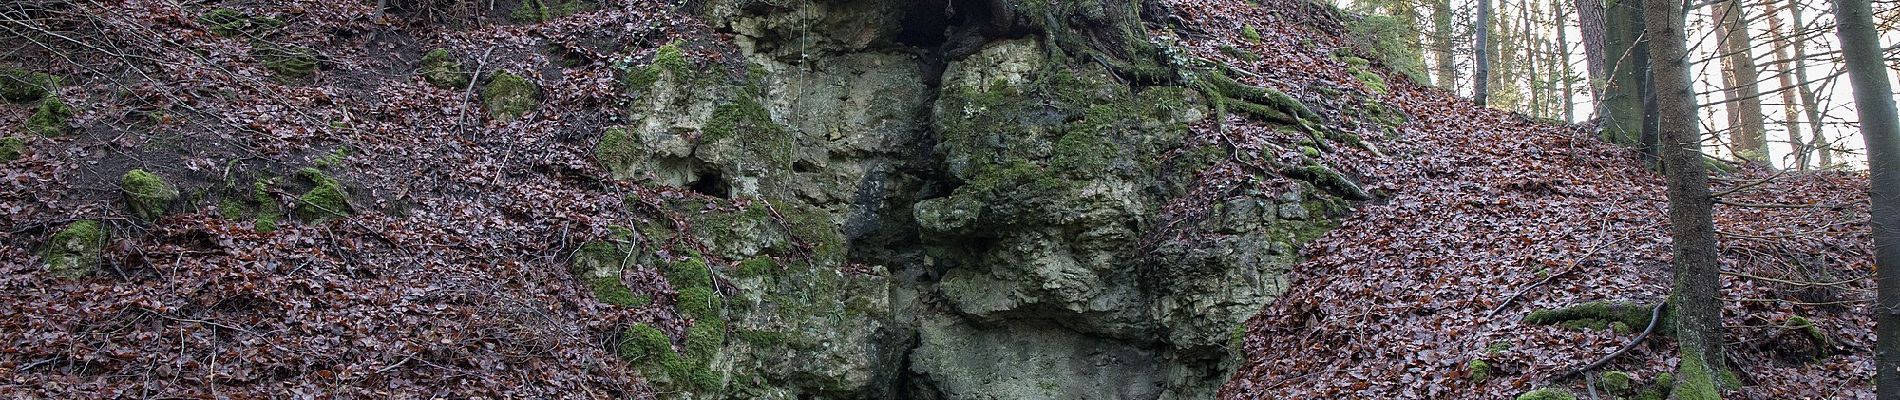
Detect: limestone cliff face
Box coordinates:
(595, 0, 1351, 397)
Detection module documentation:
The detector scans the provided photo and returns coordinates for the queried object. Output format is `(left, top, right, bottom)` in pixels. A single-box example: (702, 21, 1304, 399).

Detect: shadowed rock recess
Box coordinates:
(589, 0, 1347, 398)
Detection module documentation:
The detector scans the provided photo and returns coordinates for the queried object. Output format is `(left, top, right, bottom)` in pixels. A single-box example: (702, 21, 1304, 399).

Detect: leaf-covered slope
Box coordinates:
(1168, 0, 1875, 398)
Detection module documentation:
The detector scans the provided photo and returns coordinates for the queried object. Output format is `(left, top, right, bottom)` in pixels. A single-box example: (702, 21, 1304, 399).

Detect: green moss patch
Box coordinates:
(295, 168, 350, 221)
(1467, 359, 1491, 383)
(420, 49, 469, 89)
(42, 220, 105, 278)
(623, 42, 693, 93)
(0, 67, 59, 103)
(25, 96, 72, 136)
(1515, 388, 1576, 400)
(595, 126, 639, 173)
(701, 97, 792, 167)
(1, 137, 22, 162)
(200, 8, 282, 37)
(254, 44, 319, 80)
(122, 169, 179, 221)
(482, 71, 538, 121)
(1601, 371, 1635, 395)
(253, 180, 282, 232)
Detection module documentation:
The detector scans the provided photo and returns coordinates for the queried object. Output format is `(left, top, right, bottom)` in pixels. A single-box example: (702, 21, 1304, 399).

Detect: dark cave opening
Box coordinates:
(688, 171, 729, 198)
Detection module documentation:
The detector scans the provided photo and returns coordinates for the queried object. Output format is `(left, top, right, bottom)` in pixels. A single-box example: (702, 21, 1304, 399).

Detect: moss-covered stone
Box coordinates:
(0, 137, 22, 162)
(623, 42, 693, 93)
(1601, 371, 1635, 395)
(420, 49, 469, 89)
(1240, 26, 1262, 42)
(594, 126, 640, 172)
(1787, 315, 1832, 359)
(619, 323, 673, 363)
(0, 67, 58, 103)
(482, 71, 538, 121)
(700, 97, 792, 168)
(1467, 359, 1492, 383)
(200, 8, 282, 37)
(295, 168, 350, 221)
(1637, 372, 1674, 400)
(676, 286, 723, 321)
(43, 220, 105, 278)
(1516, 388, 1577, 400)
(587, 274, 650, 307)
(122, 169, 179, 221)
(25, 96, 72, 136)
(735, 257, 777, 278)
(253, 44, 318, 80)
(684, 319, 726, 363)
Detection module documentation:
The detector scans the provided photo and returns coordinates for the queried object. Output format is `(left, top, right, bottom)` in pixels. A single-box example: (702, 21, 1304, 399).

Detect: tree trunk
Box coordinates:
(1559, 0, 1576, 122)
(1713, 0, 1771, 166)
(1577, 0, 1609, 103)
(1832, 0, 1900, 394)
(1475, 0, 1493, 105)
(1434, 0, 1458, 90)
(1603, 0, 1650, 158)
(1788, 0, 1833, 167)
(1647, 0, 1728, 394)
(1765, 1, 1808, 170)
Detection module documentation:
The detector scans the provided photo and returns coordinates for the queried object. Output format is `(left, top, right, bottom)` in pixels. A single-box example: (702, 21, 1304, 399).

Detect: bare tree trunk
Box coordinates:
(1434, 0, 1459, 90)
(1832, 0, 1900, 394)
(1524, 1, 1541, 116)
(1789, 0, 1833, 167)
(1577, 0, 1609, 103)
(1647, 0, 1728, 394)
(1766, 0, 1808, 170)
(1559, 0, 1576, 122)
(1713, 0, 1771, 166)
(1475, 0, 1493, 105)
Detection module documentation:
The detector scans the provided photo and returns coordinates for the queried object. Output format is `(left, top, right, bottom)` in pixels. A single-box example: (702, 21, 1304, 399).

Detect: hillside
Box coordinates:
(0, 0, 1874, 398)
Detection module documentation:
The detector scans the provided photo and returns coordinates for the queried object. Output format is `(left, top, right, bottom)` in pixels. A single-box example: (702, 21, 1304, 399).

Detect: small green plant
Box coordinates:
(25, 96, 72, 136)
(0, 137, 22, 162)
(1467, 359, 1492, 383)
(1240, 26, 1262, 42)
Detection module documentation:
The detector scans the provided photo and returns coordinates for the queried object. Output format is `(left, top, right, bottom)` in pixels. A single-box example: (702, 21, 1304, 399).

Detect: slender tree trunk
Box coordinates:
(1476, 0, 1493, 105)
(1713, 0, 1771, 166)
(1647, 0, 1728, 394)
(1434, 0, 1459, 90)
(1577, 0, 1609, 103)
(1766, 1, 1808, 170)
(1524, 2, 1541, 115)
(1788, 0, 1833, 167)
(1833, 0, 1900, 394)
(1559, 0, 1576, 122)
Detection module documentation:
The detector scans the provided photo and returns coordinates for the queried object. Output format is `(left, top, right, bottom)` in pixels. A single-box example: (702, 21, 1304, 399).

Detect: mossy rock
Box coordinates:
(1600, 371, 1635, 395)
(623, 42, 694, 93)
(0, 137, 23, 162)
(0, 67, 59, 103)
(618, 323, 674, 363)
(200, 8, 282, 37)
(594, 126, 640, 172)
(295, 168, 350, 221)
(734, 257, 778, 278)
(420, 49, 469, 89)
(25, 96, 72, 136)
(254, 44, 319, 79)
(482, 71, 538, 121)
(1516, 388, 1576, 400)
(42, 220, 105, 278)
(586, 274, 650, 307)
(122, 169, 179, 221)
(1240, 26, 1262, 42)
(676, 286, 723, 321)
